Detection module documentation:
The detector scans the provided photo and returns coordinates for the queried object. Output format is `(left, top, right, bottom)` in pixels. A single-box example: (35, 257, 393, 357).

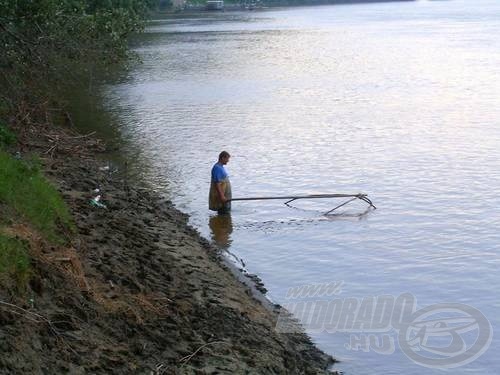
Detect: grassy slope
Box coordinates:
(0, 151, 73, 242)
(0, 126, 74, 290)
(0, 235, 30, 288)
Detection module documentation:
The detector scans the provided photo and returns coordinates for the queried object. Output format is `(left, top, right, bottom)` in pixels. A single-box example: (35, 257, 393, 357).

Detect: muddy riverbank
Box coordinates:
(0, 123, 334, 374)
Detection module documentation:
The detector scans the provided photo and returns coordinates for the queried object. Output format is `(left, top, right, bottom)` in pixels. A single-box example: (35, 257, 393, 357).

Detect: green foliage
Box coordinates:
(0, 151, 74, 243)
(0, 123, 16, 146)
(0, 234, 31, 289)
(0, 0, 154, 125)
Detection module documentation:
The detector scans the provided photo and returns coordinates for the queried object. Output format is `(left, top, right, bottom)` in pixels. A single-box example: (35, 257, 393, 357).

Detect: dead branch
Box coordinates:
(0, 300, 78, 355)
(179, 340, 229, 367)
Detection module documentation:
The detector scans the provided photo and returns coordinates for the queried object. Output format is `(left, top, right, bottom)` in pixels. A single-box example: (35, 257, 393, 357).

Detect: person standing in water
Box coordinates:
(209, 151, 232, 214)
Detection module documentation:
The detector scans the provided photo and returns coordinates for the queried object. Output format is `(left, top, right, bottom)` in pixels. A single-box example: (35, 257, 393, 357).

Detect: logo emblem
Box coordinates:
(399, 303, 492, 368)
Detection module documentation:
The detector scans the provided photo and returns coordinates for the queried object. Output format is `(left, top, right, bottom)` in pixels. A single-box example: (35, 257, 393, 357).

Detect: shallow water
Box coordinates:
(100, 1, 500, 373)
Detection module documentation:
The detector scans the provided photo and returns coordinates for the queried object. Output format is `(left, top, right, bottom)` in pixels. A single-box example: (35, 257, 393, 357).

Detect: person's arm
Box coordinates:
(216, 182, 227, 203)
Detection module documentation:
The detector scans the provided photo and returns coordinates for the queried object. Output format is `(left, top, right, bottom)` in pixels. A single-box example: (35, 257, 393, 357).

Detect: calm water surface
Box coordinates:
(101, 1, 500, 373)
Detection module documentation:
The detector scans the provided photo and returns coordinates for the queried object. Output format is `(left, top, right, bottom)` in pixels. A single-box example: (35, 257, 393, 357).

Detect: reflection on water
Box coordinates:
(208, 213, 233, 249)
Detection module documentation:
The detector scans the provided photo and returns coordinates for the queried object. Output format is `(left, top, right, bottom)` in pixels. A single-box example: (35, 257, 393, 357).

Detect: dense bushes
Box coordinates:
(0, 0, 153, 126)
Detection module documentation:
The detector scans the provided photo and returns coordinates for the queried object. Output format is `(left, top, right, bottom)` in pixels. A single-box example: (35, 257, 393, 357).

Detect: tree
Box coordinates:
(0, 0, 153, 127)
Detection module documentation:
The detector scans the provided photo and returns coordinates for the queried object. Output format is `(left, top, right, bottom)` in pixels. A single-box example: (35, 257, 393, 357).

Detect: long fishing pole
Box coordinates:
(229, 193, 376, 214)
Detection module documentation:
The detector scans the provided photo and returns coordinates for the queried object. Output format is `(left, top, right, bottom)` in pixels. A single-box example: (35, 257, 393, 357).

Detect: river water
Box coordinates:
(98, 1, 500, 373)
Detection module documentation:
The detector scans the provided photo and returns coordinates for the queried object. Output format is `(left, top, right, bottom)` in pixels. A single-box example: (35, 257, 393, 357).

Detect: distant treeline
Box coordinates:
(260, 0, 414, 5)
(181, 0, 414, 6)
(0, 0, 155, 128)
(174, 0, 415, 11)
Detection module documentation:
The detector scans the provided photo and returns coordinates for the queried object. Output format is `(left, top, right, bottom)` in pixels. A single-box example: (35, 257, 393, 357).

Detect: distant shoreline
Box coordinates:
(165, 0, 416, 13)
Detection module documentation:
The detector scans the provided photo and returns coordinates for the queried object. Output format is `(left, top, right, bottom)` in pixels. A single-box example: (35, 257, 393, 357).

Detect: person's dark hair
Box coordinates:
(219, 151, 230, 160)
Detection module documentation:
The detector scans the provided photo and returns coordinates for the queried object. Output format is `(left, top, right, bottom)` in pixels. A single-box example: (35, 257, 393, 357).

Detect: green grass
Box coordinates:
(0, 233, 31, 289)
(0, 150, 74, 243)
(0, 122, 16, 146)
(0, 126, 73, 292)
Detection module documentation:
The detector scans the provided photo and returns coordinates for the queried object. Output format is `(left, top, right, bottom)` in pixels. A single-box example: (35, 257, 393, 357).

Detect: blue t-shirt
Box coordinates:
(211, 162, 228, 183)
